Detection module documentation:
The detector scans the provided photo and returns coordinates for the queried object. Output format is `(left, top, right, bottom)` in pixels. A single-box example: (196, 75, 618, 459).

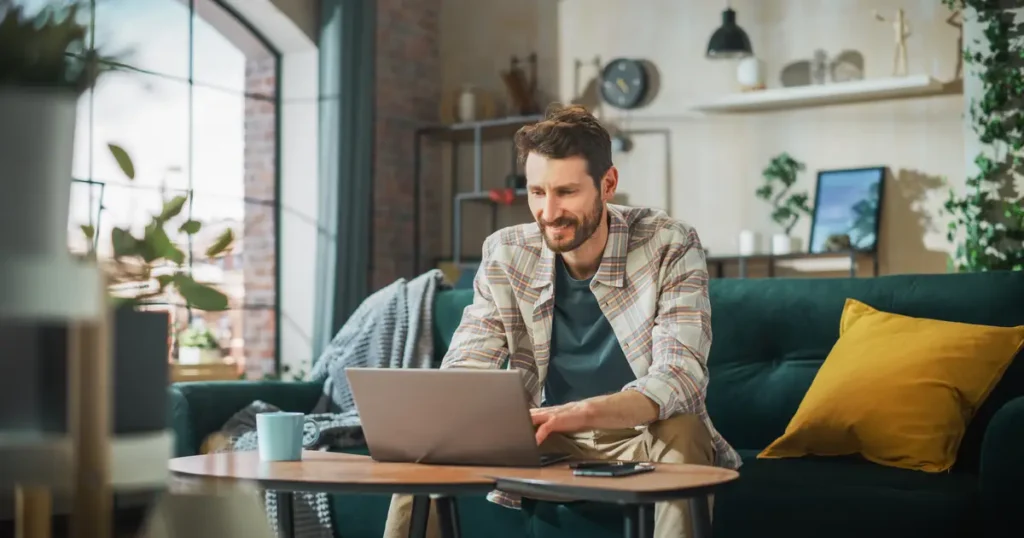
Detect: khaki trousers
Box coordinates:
(383, 413, 715, 538)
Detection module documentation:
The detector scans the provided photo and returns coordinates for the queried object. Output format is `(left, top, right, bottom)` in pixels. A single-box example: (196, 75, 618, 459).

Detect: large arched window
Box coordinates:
(60, 0, 281, 376)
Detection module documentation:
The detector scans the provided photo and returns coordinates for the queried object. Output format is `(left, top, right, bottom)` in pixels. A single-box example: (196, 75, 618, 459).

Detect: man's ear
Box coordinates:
(602, 166, 619, 202)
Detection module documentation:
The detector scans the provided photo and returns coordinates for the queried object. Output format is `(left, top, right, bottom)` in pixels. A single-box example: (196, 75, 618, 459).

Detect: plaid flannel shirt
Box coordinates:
(441, 204, 742, 509)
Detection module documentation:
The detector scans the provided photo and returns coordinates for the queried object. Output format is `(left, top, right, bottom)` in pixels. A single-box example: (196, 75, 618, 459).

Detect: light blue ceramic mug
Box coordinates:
(256, 411, 321, 461)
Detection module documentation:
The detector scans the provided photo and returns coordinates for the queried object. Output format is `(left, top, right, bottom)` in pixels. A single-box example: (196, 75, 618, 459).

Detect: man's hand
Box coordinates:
(530, 391, 661, 445)
(530, 402, 593, 445)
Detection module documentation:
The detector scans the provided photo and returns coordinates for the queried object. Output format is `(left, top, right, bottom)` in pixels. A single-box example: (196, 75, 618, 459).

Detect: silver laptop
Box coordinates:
(345, 368, 570, 467)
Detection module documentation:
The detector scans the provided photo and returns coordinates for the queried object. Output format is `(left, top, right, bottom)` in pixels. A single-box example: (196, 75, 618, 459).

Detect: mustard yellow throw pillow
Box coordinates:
(759, 298, 1024, 472)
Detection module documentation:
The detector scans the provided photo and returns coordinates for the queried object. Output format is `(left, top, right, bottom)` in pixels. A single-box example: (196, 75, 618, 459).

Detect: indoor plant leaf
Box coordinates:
(110, 227, 137, 258)
(179, 219, 201, 235)
(205, 228, 235, 258)
(142, 222, 185, 264)
(108, 143, 135, 180)
(158, 195, 188, 222)
(174, 273, 229, 311)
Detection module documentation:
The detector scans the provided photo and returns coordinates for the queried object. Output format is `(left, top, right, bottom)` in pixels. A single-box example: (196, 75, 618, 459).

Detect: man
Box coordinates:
(384, 104, 741, 538)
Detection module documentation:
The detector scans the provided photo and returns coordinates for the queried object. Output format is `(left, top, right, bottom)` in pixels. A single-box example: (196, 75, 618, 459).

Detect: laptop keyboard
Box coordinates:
(539, 453, 571, 466)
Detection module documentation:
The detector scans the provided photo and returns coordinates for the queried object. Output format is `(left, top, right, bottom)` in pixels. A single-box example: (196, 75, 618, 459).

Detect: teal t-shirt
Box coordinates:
(543, 256, 636, 406)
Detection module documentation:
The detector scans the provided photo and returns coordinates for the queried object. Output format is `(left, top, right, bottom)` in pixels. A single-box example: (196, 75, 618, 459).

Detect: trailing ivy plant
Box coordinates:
(756, 153, 814, 236)
(942, 0, 1024, 271)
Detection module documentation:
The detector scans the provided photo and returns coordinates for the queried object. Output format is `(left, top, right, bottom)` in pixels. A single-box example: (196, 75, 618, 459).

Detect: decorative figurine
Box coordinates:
(874, 8, 911, 76)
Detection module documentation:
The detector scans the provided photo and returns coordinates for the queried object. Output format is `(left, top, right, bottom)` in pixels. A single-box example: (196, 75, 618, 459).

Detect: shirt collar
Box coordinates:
(529, 204, 628, 289)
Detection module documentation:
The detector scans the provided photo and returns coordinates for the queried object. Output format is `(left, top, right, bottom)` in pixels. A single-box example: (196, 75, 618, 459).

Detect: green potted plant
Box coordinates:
(756, 152, 814, 255)
(78, 144, 236, 433)
(177, 324, 221, 365)
(0, 2, 178, 440)
(82, 145, 236, 312)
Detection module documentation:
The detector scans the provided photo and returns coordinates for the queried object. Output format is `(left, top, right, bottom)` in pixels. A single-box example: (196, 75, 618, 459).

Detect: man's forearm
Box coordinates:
(580, 390, 660, 430)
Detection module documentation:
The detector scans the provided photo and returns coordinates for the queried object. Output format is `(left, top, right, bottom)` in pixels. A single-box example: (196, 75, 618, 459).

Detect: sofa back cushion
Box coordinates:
(431, 271, 1024, 472)
(432, 288, 475, 367)
(705, 271, 1024, 472)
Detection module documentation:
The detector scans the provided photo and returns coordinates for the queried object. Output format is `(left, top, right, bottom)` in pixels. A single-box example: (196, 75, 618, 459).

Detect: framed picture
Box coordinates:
(808, 166, 886, 254)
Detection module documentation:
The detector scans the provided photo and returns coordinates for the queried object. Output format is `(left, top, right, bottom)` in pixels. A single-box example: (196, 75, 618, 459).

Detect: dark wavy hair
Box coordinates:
(513, 103, 612, 188)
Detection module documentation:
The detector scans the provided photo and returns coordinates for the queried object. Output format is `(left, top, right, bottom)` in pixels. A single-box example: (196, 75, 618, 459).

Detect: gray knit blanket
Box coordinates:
(213, 269, 448, 538)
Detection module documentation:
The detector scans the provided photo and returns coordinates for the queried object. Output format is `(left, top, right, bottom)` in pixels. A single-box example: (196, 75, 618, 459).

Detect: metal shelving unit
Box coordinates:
(413, 115, 543, 272)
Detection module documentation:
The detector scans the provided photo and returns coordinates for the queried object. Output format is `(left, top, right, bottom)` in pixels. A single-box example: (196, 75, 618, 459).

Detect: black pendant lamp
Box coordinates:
(706, 3, 752, 59)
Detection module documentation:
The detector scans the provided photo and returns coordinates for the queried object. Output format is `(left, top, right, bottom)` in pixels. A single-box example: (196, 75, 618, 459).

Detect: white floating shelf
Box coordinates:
(692, 75, 948, 113)
(775, 256, 853, 273)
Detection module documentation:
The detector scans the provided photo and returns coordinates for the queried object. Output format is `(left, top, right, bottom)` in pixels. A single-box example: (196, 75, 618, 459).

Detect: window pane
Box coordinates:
(67, 179, 103, 256)
(92, 0, 189, 80)
(90, 69, 189, 190)
(191, 86, 242, 198)
(189, 195, 276, 375)
(192, 89, 277, 199)
(193, 0, 275, 96)
(53, 0, 281, 375)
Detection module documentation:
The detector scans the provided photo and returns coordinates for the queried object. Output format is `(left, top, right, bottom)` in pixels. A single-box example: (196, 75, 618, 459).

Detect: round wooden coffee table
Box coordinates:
(170, 451, 738, 538)
(169, 450, 494, 538)
(486, 463, 739, 538)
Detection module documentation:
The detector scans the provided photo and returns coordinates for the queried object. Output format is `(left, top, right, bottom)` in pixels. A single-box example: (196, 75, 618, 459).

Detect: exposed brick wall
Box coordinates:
(243, 56, 278, 377)
(372, 0, 443, 291)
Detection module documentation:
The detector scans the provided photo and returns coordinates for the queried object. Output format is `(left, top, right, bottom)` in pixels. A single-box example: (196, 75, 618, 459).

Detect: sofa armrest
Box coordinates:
(169, 380, 324, 457)
(979, 395, 1024, 538)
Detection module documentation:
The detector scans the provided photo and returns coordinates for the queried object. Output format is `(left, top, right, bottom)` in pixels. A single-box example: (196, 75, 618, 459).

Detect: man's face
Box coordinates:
(524, 153, 612, 253)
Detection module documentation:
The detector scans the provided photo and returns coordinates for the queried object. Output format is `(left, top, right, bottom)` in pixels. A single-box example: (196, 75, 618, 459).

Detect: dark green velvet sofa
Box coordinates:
(169, 271, 1024, 538)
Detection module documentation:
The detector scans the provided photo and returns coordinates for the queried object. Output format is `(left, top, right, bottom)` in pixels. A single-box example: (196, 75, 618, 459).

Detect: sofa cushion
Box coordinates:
(711, 450, 980, 538)
(759, 298, 1024, 471)
(432, 289, 474, 367)
(704, 271, 1024, 473)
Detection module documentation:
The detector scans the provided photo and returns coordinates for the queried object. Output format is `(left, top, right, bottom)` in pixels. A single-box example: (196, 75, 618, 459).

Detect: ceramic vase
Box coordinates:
(771, 233, 795, 255)
(0, 87, 78, 258)
(736, 57, 765, 91)
(179, 347, 221, 365)
(738, 230, 760, 255)
(457, 86, 476, 122)
(0, 86, 104, 320)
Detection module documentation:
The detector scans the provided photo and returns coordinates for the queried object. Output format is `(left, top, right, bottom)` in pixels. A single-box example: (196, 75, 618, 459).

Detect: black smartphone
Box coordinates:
(571, 462, 655, 477)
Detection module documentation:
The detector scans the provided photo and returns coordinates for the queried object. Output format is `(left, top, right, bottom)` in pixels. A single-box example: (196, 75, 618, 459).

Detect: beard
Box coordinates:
(538, 195, 605, 253)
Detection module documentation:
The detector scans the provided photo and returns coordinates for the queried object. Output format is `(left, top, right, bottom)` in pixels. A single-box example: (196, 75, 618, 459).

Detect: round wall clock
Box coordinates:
(599, 58, 649, 109)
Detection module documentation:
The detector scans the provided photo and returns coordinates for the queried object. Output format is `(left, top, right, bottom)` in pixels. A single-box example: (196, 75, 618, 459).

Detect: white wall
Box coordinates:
(440, 0, 966, 275)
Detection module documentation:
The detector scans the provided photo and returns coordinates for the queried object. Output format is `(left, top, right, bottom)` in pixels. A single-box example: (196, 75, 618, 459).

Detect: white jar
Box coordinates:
(771, 233, 795, 255)
(736, 57, 765, 91)
(457, 86, 476, 122)
(738, 230, 759, 255)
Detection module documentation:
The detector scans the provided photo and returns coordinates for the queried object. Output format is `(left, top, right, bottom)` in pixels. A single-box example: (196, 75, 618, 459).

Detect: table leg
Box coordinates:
(434, 495, 462, 538)
(622, 504, 653, 538)
(275, 491, 294, 538)
(689, 495, 712, 538)
(408, 495, 430, 538)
